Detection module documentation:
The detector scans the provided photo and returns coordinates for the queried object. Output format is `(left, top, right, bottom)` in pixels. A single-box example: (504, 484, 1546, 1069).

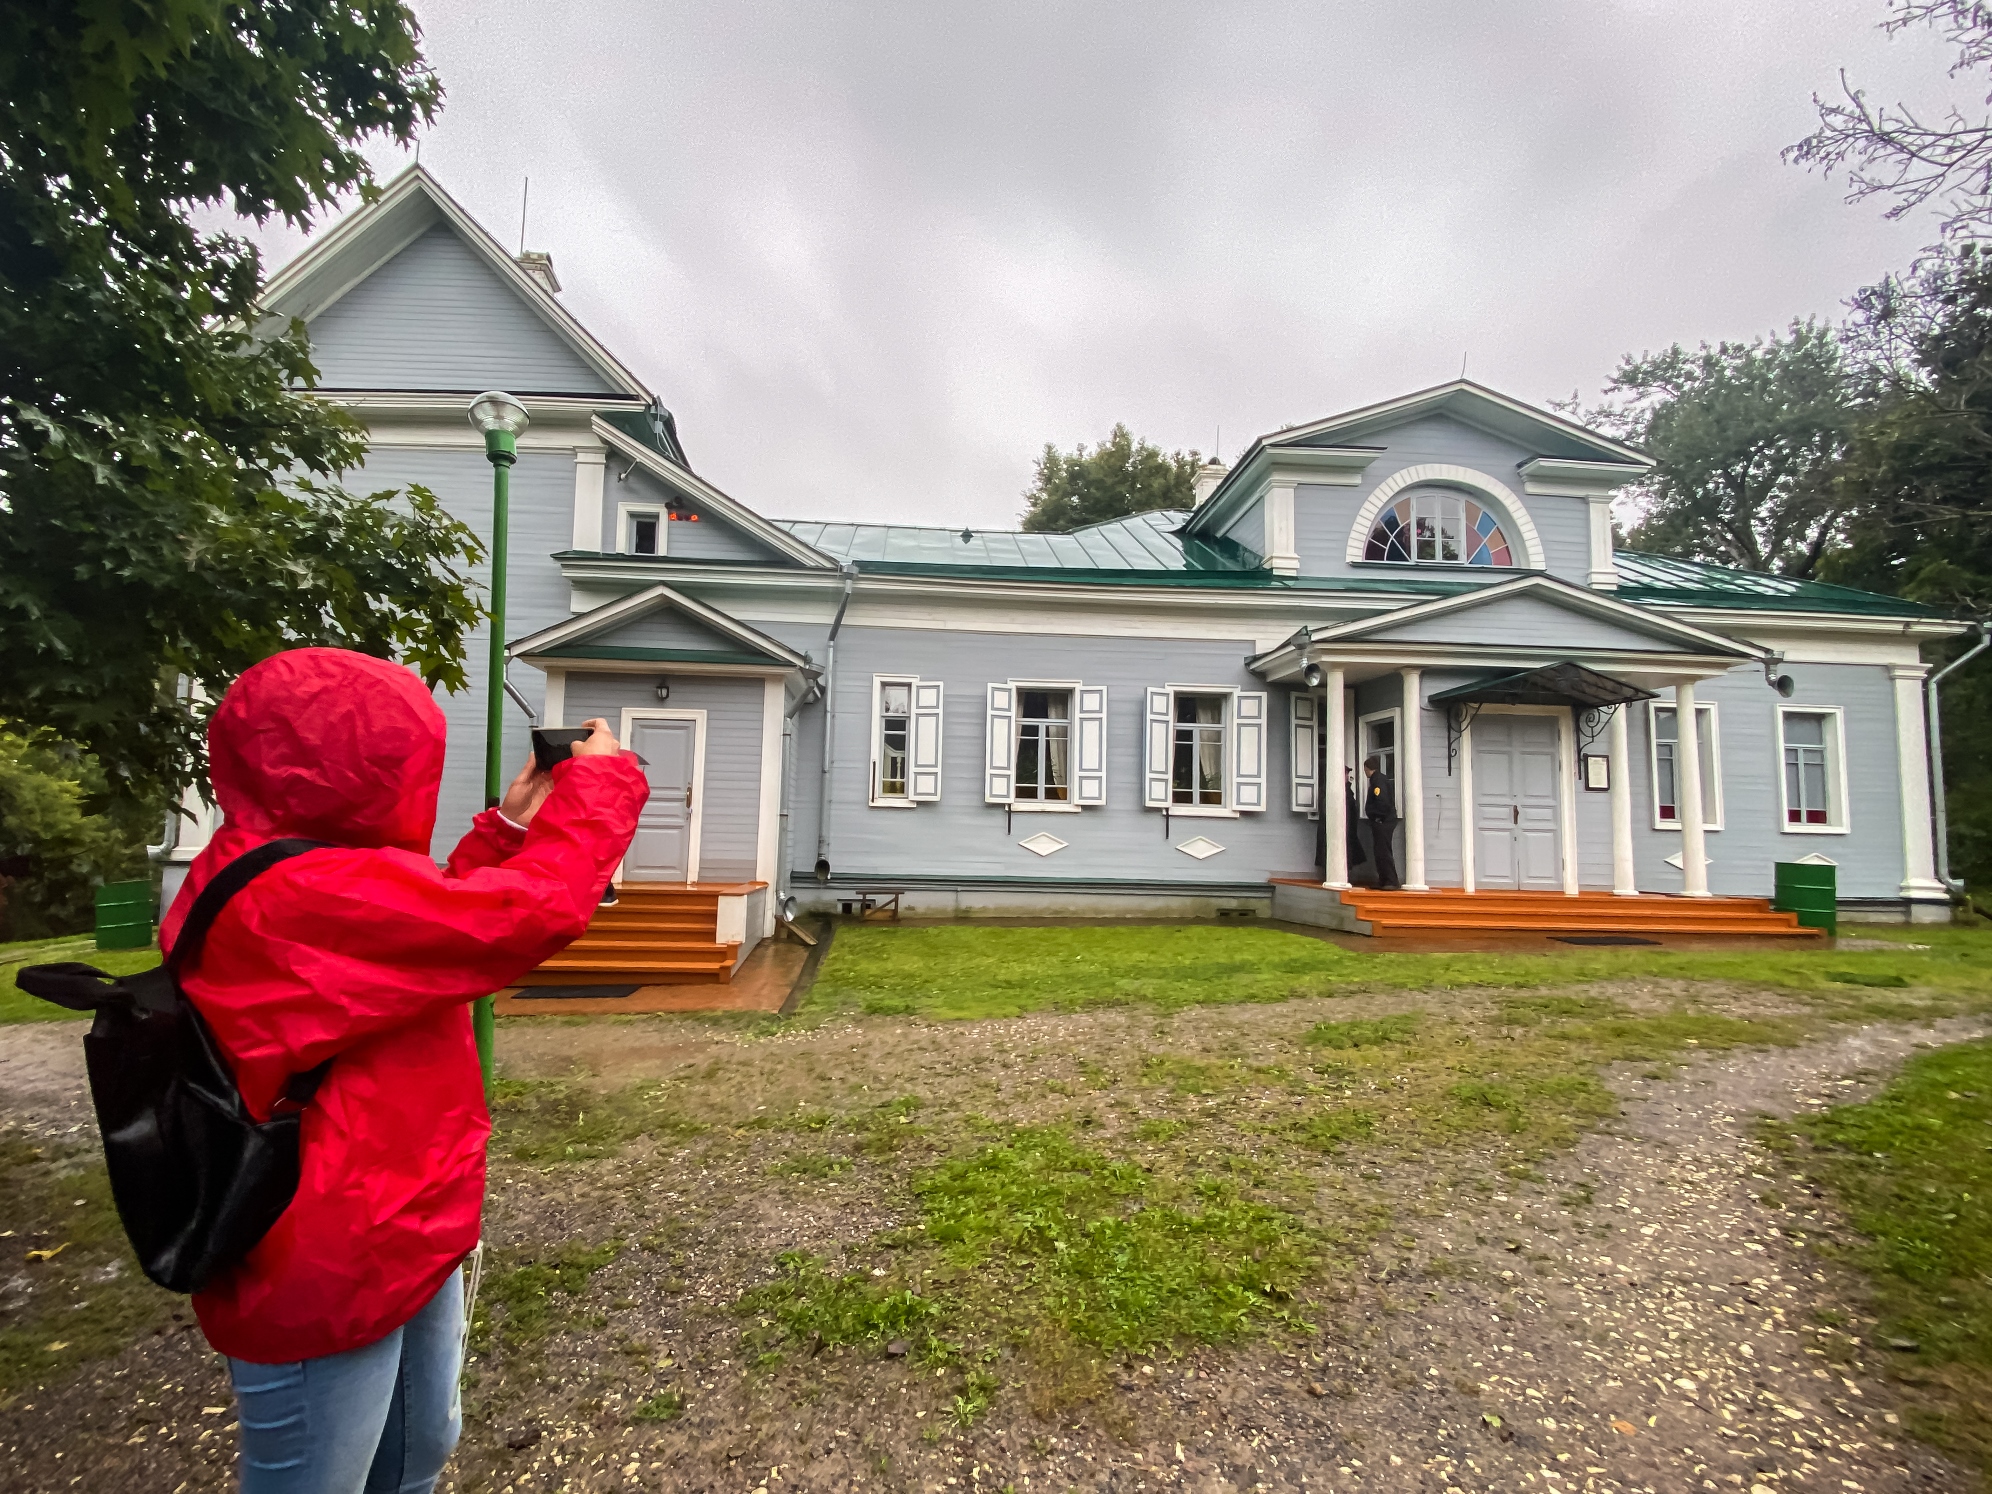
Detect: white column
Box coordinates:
(1265, 480, 1300, 577)
(1400, 668, 1427, 890)
(1890, 663, 1945, 902)
(1323, 670, 1348, 889)
(1673, 679, 1710, 897)
(1458, 716, 1477, 894)
(571, 447, 607, 552)
(1557, 710, 1580, 896)
(1608, 703, 1636, 895)
(1586, 495, 1619, 590)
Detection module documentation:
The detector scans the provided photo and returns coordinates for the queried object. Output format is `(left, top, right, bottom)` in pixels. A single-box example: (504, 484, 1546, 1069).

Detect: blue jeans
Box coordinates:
(228, 1267, 464, 1494)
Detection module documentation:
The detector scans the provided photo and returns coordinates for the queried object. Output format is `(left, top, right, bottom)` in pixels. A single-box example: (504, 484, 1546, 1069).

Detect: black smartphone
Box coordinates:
(531, 727, 594, 773)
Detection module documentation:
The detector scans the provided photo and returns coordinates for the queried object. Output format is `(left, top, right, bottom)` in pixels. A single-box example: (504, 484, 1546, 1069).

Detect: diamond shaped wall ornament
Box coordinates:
(1176, 835, 1225, 861)
(1017, 832, 1068, 857)
(1662, 850, 1712, 870)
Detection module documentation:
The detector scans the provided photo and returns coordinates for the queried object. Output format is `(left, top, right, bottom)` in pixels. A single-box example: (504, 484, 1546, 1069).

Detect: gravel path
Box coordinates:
(0, 1013, 1982, 1493)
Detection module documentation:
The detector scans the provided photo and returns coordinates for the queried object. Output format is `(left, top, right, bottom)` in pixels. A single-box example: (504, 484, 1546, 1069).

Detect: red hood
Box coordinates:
(207, 648, 448, 855)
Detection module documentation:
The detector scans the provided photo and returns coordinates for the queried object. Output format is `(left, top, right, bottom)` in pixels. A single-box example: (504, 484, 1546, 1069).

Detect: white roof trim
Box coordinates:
(510, 581, 813, 669)
(1292, 573, 1765, 659)
(592, 419, 837, 569)
(259, 166, 653, 401)
(1266, 379, 1651, 466)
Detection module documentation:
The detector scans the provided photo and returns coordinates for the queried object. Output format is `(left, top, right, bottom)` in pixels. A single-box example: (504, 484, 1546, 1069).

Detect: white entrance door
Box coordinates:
(1473, 714, 1560, 890)
(623, 714, 702, 882)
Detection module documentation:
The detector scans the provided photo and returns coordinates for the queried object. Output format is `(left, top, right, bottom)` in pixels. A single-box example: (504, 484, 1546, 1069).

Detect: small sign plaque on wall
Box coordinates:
(1581, 753, 1611, 791)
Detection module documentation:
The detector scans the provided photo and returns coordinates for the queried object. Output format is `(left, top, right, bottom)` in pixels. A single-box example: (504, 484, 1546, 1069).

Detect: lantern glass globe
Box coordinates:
(467, 391, 530, 436)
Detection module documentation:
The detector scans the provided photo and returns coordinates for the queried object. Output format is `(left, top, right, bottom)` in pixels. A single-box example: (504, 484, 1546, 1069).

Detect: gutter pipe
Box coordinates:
(814, 563, 858, 880)
(776, 670, 824, 916)
(1928, 619, 1991, 897)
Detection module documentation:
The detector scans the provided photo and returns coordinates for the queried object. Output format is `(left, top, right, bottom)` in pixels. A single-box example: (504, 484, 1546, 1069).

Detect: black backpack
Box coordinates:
(18, 838, 331, 1294)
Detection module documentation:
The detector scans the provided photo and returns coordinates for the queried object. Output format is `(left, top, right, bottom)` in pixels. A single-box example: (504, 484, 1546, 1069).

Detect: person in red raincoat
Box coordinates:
(161, 648, 647, 1494)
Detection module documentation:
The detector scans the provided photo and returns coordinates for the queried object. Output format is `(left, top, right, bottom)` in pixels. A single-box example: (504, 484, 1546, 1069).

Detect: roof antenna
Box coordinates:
(1460, 351, 1468, 380)
(1214, 422, 1221, 462)
(519, 176, 530, 255)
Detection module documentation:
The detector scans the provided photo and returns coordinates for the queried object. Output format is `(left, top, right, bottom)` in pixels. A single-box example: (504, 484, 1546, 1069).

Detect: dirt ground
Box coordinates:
(0, 991, 1984, 1494)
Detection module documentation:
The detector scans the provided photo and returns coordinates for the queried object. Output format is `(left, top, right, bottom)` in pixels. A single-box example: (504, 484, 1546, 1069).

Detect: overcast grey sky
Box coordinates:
(243, 0, 1962, 528)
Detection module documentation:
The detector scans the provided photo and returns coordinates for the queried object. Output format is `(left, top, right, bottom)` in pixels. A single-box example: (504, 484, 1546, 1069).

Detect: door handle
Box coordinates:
(1511, 804, 1519, 825)
(684, 784, 693, 809)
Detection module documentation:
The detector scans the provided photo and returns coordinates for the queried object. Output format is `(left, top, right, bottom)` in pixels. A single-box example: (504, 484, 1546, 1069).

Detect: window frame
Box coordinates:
(870, 674, 918, 808)
(1357, 706, 1401, 785)
(617, 502, 665, 556)
(1142, 684, 1267, 817)
(1169, 689, 1231, 811)
(994, 678, 1086, 812)
(1645, 700, 1725, 832)
(1360, 486, 1517, 569)
(1776, 704, 1850, 835)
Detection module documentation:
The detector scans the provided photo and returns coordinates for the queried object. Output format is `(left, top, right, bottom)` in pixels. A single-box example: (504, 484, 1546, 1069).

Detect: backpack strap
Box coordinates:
(166, 837, 330, 973)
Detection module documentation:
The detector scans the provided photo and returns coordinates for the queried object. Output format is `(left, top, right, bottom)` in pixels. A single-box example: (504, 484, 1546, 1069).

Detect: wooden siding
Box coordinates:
(307, 224, 615, 394)
(563, 672, 768, 882)
(1373, 593, 1696, 652)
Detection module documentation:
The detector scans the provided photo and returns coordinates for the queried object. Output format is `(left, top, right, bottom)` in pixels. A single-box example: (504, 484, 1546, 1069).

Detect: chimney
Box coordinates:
(515, 251, 561, 294)
(1192, 458, 1229, 505)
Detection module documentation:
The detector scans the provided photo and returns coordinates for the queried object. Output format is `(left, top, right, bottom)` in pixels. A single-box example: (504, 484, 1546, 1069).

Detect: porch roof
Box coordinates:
(1426, 661, 1657, 710)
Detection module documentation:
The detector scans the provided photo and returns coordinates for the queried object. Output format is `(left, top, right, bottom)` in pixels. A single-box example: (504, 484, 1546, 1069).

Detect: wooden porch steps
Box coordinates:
(516, 882, 757, 987)
(1272, 882, 1821, 938)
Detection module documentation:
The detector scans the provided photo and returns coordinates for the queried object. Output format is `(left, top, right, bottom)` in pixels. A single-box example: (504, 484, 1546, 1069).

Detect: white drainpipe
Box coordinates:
(1928, 620, 1990, 896)
(813, 564, 858, 880)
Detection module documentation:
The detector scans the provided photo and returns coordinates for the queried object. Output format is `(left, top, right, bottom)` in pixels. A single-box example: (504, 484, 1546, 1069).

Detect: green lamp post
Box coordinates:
(468, 390, 531, 1093)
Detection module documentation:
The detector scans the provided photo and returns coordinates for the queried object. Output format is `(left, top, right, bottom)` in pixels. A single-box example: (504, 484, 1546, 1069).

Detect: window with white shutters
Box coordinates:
(1141, 686, 1268, 815)
(985, 684, 1015, 802)
(873, 676, 943, 807)
(987, 681, 1104, 808)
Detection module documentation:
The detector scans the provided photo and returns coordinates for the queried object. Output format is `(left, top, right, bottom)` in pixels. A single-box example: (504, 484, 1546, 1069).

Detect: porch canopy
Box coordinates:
(1426, 660, 1655, 713)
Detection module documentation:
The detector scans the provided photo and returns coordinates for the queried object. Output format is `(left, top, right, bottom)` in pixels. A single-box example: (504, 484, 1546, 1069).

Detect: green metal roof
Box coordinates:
(1613, 551, 1938, 619)
(752, 514, 1940, 619)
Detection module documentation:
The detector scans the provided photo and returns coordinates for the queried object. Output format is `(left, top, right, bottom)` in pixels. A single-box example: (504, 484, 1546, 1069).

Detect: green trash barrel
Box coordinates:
(94, 880, 154, 952)
(1773, 861, 1837, 936)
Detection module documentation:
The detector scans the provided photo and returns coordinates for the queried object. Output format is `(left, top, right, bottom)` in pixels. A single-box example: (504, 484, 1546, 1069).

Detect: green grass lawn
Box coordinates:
(1770, 1037, 1992, 1480)
(0, 935, 155, 1024)
(805, 921, 1992, 1021)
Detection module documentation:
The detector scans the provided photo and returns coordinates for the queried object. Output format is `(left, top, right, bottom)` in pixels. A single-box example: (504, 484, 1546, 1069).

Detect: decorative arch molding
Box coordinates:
(1341, 462, 1546, 570)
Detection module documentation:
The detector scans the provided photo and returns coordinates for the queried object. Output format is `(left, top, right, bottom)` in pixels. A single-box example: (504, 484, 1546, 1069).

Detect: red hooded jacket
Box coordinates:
(159, 649, 647, 1364)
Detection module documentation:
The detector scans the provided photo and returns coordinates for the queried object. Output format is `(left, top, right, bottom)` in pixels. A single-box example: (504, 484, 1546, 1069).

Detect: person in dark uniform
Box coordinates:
(1363, 753, 1401, 890)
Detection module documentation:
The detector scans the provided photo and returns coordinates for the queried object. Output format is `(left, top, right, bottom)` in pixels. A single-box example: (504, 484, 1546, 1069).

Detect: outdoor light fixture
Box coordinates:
(654, 680, 671, 702)
(468, 390, 530, 455)
(1302, 663, 1326, 689)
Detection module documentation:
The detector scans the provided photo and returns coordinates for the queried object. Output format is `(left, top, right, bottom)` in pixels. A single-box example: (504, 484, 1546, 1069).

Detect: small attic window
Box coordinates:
(1363, 488, 1513, 566)
(629, 511, 660, 555)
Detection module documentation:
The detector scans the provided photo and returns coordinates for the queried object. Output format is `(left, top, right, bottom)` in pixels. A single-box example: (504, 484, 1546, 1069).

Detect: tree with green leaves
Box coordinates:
(1018, 425, 1201, 533)
(0, 1, 482, 810)
(1570, 322, 1858, 576)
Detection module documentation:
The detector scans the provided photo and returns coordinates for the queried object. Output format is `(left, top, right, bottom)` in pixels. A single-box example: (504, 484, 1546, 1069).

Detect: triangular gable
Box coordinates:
(593, 419, 836, 570)
(260, 166, 650, 400)
(510, 583, 814, 670)
(1186, 380, 1650, 540)
(1279, 575, 1764, 660)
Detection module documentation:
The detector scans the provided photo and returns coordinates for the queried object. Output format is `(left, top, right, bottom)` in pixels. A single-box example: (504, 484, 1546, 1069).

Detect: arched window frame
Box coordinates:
(1343, 463, 1546, 570)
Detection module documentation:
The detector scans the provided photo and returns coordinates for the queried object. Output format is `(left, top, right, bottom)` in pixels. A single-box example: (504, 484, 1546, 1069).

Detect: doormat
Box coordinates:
(1551, 935, 1659, 947)
(513, 984, 639, 1000)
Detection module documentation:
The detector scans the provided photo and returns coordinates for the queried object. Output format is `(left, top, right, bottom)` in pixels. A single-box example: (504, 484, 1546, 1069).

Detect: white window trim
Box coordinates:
(1357, 706, 1402, 779)
(1159, 682, 1242, 817)
(1001, 678, 1085, 809)
(616, 501, 666, 557)
(1645, 700, 1725, 832)
(869, 673, 918, 809)
(1776, 703, 1851, 835)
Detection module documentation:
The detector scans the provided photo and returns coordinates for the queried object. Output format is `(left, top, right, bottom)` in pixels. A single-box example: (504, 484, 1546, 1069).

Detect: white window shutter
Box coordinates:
(1234, 691, 1268, 811)
(1144, 687, 1173, 808)
(1073, 685, 1107, 806)
(1290, 692, 1318, 813)
(985, 683, 1015, 802)
(910, 681, 944, 800)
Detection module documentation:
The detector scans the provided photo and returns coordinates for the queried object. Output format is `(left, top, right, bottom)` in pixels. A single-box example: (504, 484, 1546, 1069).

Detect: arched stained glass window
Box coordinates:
(1363, 488, 1514, 566)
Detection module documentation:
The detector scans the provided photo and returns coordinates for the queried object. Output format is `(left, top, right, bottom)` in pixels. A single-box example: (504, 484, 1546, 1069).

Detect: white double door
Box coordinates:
(1473, 714, 1561, 890)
